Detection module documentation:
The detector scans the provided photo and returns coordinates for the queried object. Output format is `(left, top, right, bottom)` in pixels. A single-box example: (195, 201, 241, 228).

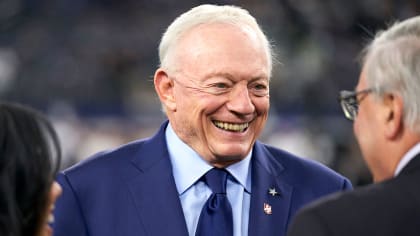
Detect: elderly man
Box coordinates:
(53, 5, 351, 236)
(287, 16, 420, 236)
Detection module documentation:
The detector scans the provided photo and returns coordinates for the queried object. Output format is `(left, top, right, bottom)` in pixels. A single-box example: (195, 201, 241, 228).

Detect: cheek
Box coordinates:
(353, 119, 361, 138)
(174, 96, 221, 136)
(251, 98, 269, 136)
(254, 98, 270, 116)
(353, 111, 370, 143)
(353, 103, 371, 135)
(191, 96, 228, 117)
(353, 110, 377, 158)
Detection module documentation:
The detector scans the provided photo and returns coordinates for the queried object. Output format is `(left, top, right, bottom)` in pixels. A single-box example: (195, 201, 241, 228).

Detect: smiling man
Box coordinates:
(53, 5, 351, 236)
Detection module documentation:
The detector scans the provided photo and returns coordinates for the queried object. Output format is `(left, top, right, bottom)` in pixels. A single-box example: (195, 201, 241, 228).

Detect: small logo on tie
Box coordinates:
(263, 203, 272, 215)
(268, 188, 279, 196)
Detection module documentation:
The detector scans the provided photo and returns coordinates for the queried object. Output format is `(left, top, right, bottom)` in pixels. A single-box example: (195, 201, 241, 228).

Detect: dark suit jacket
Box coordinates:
(287, 154, 420, 236)
(53, 121, 351, 236)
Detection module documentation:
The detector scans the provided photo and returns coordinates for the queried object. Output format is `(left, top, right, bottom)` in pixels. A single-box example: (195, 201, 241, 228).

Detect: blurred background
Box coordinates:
(0, 0, 418, 186)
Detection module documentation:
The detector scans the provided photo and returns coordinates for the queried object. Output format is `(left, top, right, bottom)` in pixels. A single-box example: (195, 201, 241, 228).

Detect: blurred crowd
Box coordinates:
(0, 0, 418, 185)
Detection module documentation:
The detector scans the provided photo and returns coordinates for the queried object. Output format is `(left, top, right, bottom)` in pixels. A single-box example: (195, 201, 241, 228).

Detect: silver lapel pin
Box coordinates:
(268, 187, 279, 196)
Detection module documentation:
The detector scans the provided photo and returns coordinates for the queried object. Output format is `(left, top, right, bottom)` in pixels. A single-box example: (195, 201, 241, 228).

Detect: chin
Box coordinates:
(38, 223, 53, 236)
(213, 148, 249, 162)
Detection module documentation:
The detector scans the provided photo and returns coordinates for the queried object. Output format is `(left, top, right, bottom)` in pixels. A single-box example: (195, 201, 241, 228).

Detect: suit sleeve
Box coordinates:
(53, 173, 89, 236)
(342, 178, 353, 191)
(287, 207, 331, 236)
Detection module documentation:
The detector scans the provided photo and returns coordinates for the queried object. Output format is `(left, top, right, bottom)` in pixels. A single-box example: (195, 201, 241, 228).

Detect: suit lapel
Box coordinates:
(124, 123, 298, 236)
(248, 142, 293, 236)
(128, 121, 189, 236)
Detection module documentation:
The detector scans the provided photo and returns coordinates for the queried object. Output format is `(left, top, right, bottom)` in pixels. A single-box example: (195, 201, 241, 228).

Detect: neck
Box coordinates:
(373, 133, 420, 182)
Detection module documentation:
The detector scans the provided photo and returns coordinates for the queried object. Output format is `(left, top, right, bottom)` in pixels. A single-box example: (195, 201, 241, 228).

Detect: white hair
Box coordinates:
(158, 4, 273, 76)
(362, 16, 420, 133)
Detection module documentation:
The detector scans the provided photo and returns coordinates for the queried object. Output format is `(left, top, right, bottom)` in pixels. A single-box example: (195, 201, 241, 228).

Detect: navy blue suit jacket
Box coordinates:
(53, 121, 352, 236)
(287, 154, 420, 236)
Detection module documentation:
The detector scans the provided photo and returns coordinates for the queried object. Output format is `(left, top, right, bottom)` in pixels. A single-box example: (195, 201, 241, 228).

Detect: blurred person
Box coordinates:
(53, 4, 351, 236)
(0, 102, 62, 236)
(287, 15, 420, 236)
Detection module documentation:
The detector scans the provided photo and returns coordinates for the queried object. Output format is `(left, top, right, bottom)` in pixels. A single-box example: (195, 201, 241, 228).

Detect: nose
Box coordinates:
(226, 83, 255, 115)
(51, 181, 63, 200)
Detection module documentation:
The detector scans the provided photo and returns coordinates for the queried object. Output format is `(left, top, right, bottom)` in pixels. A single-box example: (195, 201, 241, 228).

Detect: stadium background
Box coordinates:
(1, 0, 418, 185)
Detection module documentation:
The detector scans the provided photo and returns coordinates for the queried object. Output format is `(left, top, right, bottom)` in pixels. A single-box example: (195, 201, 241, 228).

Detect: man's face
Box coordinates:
(353, 67, 385, 181)
(167, 23, 270, 167)
(39, 181, 62, 236)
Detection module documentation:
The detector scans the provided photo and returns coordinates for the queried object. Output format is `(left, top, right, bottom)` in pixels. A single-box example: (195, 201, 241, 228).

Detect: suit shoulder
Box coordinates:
(62, 138, 147, 177)
(263, 144, 347, 183)
(292, 179, 420, 236)
(304, 176, 415, 214)
(298, 177, 420, 231)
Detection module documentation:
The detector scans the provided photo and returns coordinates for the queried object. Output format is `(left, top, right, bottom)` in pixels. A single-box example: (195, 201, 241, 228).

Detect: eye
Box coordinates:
(202, 81, 232, 95)
(249, 82, 269, 97)
(253, 84, 267, 90)
(214, 83, 228, 89)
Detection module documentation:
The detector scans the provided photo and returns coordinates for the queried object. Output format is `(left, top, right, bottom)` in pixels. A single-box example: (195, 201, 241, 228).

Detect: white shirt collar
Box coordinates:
(394, 142, 420, 176)
(165, 123, 252, 195)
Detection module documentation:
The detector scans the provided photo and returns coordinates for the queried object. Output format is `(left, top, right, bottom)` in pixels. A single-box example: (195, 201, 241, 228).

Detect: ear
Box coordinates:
(154, 68, 177, 111)
(383, 93, 404, 140)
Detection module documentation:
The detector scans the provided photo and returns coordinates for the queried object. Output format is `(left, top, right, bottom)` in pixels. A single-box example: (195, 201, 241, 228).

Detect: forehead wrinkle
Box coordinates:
(178, 67, 268, 84)
(176, 23, 268, 67)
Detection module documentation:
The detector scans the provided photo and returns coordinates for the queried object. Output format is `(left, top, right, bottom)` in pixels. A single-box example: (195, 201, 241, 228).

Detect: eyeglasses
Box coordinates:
(338, 88, 374, 121)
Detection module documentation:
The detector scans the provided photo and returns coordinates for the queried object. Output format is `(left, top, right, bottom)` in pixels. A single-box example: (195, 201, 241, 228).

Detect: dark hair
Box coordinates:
(0, 102, 61, 236)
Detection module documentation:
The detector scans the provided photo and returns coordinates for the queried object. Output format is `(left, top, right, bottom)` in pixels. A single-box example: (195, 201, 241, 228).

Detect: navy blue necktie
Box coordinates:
(195, 168, 233, 236)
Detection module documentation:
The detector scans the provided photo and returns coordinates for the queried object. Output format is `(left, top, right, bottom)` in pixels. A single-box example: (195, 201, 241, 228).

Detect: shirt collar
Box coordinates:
(165, 123, 252, 195)
(394, 142, 420, 176)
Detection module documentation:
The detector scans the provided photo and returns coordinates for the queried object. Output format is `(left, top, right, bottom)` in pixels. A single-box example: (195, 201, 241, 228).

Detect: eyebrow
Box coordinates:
(204, 72, 269, 82)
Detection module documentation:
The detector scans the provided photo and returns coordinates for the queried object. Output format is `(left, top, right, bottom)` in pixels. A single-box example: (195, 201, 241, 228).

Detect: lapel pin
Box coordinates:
(263, 203, 272, 215)
(268, 187, 279, 196)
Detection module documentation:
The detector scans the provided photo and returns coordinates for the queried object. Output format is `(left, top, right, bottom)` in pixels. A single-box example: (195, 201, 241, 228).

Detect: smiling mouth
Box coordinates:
(213, 121, 249, 132)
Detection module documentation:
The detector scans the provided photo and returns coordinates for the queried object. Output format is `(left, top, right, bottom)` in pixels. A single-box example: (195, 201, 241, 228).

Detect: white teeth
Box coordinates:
(213, 121, 249, 132)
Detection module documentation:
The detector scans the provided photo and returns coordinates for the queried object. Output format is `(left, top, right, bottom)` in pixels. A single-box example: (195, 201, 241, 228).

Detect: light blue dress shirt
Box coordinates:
(165, 123, 252, 236)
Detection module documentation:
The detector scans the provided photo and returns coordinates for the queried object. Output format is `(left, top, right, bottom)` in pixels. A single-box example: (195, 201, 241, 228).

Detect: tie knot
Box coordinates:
(203, 168, 228, 194)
